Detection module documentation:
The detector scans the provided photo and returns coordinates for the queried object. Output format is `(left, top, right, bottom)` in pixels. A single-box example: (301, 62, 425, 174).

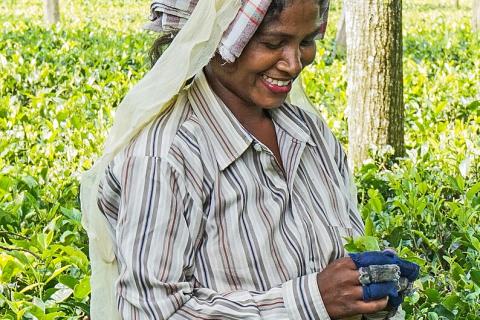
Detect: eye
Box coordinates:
(300, 39, 316, 47)
(262, 41, 284, 50)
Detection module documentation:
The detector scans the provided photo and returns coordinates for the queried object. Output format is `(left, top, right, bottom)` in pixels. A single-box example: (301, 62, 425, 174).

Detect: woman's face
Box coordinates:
(205, 0, 322, 115)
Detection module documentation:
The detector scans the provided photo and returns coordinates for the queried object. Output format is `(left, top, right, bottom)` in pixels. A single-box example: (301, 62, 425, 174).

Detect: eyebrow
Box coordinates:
(257, 27, 322, 39)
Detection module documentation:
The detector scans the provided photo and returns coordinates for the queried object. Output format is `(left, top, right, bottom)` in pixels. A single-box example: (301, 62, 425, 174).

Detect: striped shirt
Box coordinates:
(97, 71, 364, 319)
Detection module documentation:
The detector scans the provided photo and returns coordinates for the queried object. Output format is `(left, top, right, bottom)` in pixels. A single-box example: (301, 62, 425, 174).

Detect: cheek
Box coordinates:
(240, 45, 279, 74)
(302, 46, 317, 67)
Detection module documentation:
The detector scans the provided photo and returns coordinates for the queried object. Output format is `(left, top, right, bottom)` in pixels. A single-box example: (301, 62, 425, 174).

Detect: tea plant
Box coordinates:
(331, 2, 480, 318)
(1, 0, 479, 319)
(1, 2, 152, 317)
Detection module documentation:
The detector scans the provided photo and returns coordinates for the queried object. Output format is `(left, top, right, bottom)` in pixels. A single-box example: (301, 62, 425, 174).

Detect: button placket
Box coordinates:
(289, 195, 316, 273)
(253, 141, 289, 200)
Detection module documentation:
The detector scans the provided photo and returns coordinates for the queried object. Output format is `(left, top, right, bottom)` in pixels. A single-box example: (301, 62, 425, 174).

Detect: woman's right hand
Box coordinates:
(317, 257, 388, 319)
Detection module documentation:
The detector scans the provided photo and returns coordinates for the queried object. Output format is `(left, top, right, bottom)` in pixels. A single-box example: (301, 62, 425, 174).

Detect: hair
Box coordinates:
(263, 0, 291, 23)
(148, 0, 321, 67)
(148, 31, 178, 68)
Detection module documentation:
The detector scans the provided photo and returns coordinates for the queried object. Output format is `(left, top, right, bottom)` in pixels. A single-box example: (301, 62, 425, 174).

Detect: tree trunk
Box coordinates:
(344, 0, 404, 169)
(45, 0, 60, 25)
(473, 0, 480, 31)
(456, 0, 460, 9)
(334, 5, 347, 57)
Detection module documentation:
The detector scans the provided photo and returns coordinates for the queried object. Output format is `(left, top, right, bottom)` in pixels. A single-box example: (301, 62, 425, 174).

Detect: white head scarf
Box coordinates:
(80, 0, 328, 318)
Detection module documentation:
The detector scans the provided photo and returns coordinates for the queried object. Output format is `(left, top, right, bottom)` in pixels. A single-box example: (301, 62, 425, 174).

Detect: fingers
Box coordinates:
(388, 294, 404, 309)
(337, 279, 396, 303)
(329, 251, 420, 318)
(355, 297, 389, 315)
(318, 261, 391, 319)
(342, 269, 398, 290)
(362, 282, 398, 301)
(383, 248, 397, 255)
(395, 258, 420, 281)
(345, 269, 362, 286)
(339, 256, 359, 270)
(358, 264, 400, 285)
(351, 285, 364, 300)
(349, 251, 396, 268)
(349, 251, 420, 281)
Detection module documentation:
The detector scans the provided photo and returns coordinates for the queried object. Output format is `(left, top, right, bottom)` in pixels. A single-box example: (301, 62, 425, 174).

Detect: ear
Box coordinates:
(210, 52, 238, 72)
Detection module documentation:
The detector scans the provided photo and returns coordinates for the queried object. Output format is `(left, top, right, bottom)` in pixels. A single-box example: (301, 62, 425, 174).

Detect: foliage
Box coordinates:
(1, 0, 479, 319)
(0, 1, 152, 317)
(317, 1, 480, 318)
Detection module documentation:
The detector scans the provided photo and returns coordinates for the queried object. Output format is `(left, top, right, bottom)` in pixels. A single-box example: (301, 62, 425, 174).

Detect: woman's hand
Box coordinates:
(317, 257, 388, 319)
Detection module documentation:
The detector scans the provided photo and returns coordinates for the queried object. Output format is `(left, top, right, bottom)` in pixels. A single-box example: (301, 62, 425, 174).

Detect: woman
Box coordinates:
(81, 0, 411, 319)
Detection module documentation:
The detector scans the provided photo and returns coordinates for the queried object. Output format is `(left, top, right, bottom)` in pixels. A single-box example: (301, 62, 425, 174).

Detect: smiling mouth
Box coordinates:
(262, 74, 292, 87)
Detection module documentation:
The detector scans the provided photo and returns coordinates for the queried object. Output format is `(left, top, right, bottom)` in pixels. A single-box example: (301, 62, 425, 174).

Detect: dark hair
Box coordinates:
(263, 0, 291, 23)
(148, 31, 178, 68)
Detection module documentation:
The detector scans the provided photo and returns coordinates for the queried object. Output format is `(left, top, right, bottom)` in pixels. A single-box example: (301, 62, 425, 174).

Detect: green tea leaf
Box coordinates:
(466, 182, 480, 201)
(45, 265, 71, 285)
(73, 276, 91, 300)
(470, 270, 480, 287)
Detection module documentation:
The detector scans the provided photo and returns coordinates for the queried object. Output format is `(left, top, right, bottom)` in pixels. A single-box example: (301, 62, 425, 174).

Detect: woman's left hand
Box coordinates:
(316, 257, 389, 319)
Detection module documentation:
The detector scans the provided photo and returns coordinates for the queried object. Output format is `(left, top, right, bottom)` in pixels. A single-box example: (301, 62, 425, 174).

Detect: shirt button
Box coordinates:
(309, 261, 315, 270)
(253, 143, 262, 152)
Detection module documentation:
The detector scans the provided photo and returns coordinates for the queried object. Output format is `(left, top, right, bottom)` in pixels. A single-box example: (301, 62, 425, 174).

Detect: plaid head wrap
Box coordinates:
(145, 0, 330, 62)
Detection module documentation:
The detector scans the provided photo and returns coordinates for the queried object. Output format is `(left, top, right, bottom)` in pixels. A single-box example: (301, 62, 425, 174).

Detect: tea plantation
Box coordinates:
(0, 0, 479, 319)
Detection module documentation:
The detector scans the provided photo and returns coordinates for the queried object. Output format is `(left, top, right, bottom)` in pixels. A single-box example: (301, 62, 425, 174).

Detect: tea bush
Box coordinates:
(1, 1, 152, 317)
(0, 0, 479, 319)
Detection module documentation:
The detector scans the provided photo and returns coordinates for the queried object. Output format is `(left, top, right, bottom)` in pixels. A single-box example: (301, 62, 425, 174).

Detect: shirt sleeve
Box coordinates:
(114, 155, 331, 320)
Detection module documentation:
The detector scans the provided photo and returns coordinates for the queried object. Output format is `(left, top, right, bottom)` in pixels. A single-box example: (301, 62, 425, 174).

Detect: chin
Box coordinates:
(257, 97, 287, 110)
(254, 83, 288, 109)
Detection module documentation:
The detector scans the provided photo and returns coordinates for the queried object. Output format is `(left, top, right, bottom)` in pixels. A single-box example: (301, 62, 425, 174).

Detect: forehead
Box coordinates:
(259, 0, 321, 34)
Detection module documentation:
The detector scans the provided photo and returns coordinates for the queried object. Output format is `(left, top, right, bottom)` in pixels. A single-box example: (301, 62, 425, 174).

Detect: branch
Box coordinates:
(0, 230, 29, 240)
(0, 245, 41, 260)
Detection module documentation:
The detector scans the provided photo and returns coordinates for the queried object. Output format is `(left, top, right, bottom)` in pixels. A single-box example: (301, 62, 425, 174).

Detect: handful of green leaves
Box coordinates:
(345, 236, 420, 319)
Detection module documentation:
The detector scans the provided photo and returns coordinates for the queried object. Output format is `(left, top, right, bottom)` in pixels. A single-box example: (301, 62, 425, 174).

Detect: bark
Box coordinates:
(334, 5, 347, 57)
(344, 0, 404, 169)
(44, 0, 60, 25)
(473, 0, 480, 31)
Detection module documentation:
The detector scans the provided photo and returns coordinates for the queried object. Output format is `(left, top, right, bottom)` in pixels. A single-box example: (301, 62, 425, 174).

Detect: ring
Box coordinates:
(358, 267, 371, 285)
(358, 264, 401, 286)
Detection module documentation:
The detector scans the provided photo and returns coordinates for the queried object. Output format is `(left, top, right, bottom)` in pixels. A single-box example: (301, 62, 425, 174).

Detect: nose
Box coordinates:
(277, 46, 303, 77)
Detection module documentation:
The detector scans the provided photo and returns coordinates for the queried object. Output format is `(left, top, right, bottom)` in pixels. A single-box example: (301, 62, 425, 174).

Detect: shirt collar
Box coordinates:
(269, 103, 316, 147)
(187, 71, 253, 171)
(187, 71, 315, 171)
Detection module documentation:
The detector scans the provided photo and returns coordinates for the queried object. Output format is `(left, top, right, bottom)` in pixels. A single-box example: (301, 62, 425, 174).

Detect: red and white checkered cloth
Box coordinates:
(218, 0, 271, 62)
(145, 0, 329, 62)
